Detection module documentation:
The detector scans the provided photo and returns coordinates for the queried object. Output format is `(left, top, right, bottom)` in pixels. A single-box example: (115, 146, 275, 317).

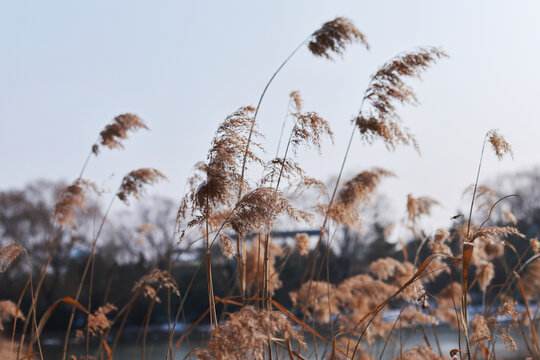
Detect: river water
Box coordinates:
(40, 324, 533, 359)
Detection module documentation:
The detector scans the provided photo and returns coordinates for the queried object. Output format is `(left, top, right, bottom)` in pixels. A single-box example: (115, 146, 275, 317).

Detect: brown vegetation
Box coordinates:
(1, 14, 537, 360)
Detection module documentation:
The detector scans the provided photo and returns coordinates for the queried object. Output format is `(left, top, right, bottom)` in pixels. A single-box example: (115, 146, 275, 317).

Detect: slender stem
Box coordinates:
(238, 37, 310, 199)
(237, 38, 309, 309)
(275, 99, 293, 159)
(61, 195, 115, 360)
(462, 133, 489, 360)
(466, 134, 488, 238)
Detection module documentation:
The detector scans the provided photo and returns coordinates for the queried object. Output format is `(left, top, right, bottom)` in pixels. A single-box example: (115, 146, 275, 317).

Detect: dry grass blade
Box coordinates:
(267, 299, 344, 355)
(173, 308, 210, 357)
(513, 271, 540, 355)
(101, 339, 113, 360)
(36, 297, 88, 338)
(460, 242, 474, 359)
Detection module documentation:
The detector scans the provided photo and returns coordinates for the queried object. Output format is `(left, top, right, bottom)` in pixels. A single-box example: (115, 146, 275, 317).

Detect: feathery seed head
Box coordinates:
(0, 300, 25, 331)
(132, 269, 179, 303)
(0, 243, 25, 272)
(309, 17, 369, 59)
(196, 106, 261, 213)
(86, 303, 116, 337)
(93, 113, 148, 154)
(357, 47, 447, 151)
(117, 168, 166, 205)
(228, 187, 302, 234)
(487, 129, 513, 160)
(53, 179, 99, 230)
(195, 306, 305, 359)
(218, 234, 235, 259)
(406, 194, 439, 223)
(325, 168, 394, 228)
(295, 233, 309, 256)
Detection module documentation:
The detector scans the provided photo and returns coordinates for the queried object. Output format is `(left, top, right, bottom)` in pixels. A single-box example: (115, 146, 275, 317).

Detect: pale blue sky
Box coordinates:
(1, 1, 539, 229)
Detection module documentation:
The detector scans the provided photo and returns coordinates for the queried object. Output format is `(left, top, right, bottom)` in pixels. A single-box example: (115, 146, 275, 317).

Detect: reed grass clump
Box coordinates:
(2, 14, 537, 360)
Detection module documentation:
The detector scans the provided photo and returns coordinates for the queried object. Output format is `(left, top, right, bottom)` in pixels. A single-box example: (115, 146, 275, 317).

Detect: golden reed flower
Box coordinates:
(132, 269, 180, 303)
(245, 236, 284, 296)
(308, 17, 369, 59)
(0, 243, 25, 271)
(397, 345, 443, 360)
(323, 168, 394, 228)
(356, 47, 447, 151)
(85, 303, 116, 338)
(117, 168, 166, 204)
(406, 194, 439, 223)
(195, 306, 305, 360)
(487, 129, 513, 160)
(288, 91, 334, 154)
(428, 229, 451, 255)
(192, 106, 261, 220)
(53, 179, 99, 230)
(295, 233, 309, 256)
(227, 187, 302, 234)
(218, 233, 235, 259)
(0, 300, 25, 331)
(92, 113, 148, 154)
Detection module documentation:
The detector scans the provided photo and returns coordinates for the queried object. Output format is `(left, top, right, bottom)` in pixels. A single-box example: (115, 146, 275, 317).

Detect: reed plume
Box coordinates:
(308, 17, 369, 58)
(92, 113, 148, 154)
(470, 225, 525, 243)
(356, 47, 447, 151)
(0, 300, 24, 331)
(323, 168, 394, 228)
(53, 179, 99, 230)
(245, 236, 284, 296)
(368, 257, 424, 301)
(117, 168, 166, 204)
(502, 210, 517, 225)
(295, 233, 309, 256)
(194, 306, 305, 360)
(0, 243, 25, 271)
(487, 129, 513, 160)
(400, 306, 439, 327)
(523, 258, 540, 300)
(334, 274, 398, 344)
(288, 92, 333, 155)
(265, 91, 332, 192)
(396, 345, 443, 360)
(80, 303, 116, 338)
(290, 281, 339, 324)
(132, 269, 180, 303)
(188, 106, 262, 229)
(428, 229, 451, 255)
(531, 237, 540, 253)
(218, 233, 235, 259)
(227, 187, 303, 234)
(463, 184, 498, 212)
(406, 194, 439, 223)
